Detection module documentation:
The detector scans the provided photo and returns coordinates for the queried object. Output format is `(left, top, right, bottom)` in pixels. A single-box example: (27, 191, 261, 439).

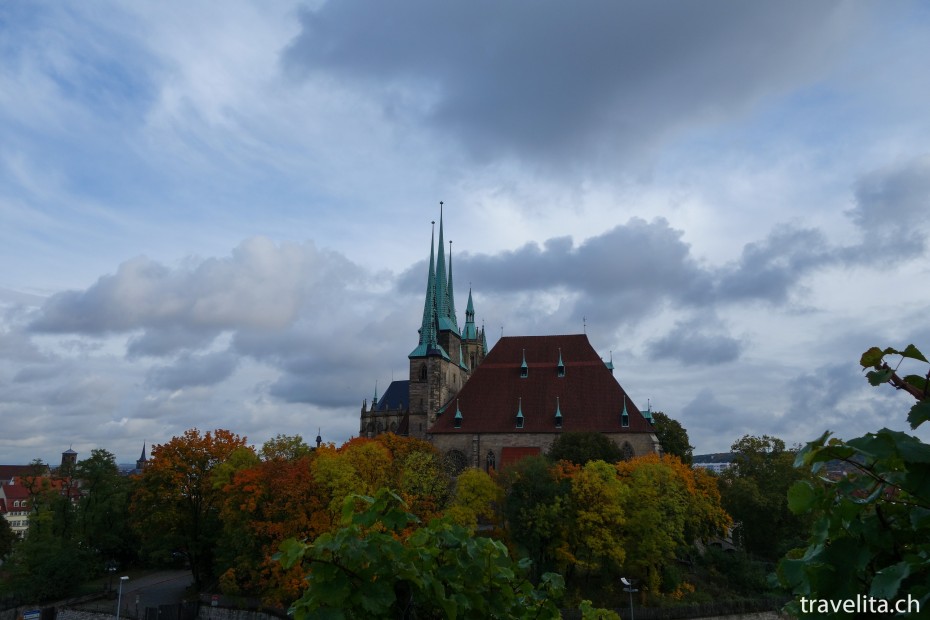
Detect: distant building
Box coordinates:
(692, 453, 735, 474)
(0, 481, 31, 538)
(360, 205, 660, 472)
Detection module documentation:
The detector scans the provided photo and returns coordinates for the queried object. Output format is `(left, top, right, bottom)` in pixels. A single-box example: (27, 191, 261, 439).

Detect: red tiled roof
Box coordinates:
(0, 482, 30, 500)
(0, 465, 46, 482)
(431, 334, 651, 434)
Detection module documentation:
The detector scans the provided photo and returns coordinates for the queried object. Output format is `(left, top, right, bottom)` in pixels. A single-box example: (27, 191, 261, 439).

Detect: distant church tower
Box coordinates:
(61, 447, 78, 468)
(135, 443, 149, 472)
(361, 203, 486, 439)
(407, 203, 486, 437)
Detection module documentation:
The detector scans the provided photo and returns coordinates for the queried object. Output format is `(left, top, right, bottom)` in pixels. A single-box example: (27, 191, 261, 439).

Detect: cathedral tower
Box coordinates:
(407, 204, 484, 437)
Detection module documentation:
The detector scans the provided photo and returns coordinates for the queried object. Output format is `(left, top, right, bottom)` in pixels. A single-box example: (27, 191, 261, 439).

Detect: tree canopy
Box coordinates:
(547, 431, 624, 465)
(651, 411, 693, 464)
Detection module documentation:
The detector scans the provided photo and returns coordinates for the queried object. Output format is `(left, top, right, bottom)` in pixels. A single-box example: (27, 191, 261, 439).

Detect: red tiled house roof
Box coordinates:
(430, 334, 650, 434)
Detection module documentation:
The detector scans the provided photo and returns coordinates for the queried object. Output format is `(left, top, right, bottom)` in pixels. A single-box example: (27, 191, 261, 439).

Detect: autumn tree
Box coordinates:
(651, 411, 693, 464)
(446, 467, 502, 531)
(131, 428, 250, 589)
(615, 454, 731, 596)
(565, 460, 627, 575)
(218, 452, 329, 604)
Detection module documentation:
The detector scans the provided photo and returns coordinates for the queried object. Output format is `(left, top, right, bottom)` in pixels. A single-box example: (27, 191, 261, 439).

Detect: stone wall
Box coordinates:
(430, 430, 660, 469)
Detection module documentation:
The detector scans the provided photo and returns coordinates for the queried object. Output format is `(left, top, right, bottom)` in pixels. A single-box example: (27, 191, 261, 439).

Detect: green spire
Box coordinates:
(642, 398, 654, 424)
(516, 397, 524, 428)
(554, 396, 562, 427)
(435, 204, 448, 322)
(410, 220, 448, 359)
(464, 287, 478, 340)
(447, 240, 460, 332)
(557, 347, 565, 377)
(434, 204, 459, 335)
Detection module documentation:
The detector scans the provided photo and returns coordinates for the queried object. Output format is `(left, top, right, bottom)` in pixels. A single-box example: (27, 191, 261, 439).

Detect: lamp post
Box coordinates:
(621, 577, 638, 620)
(116, 576, 128, 620)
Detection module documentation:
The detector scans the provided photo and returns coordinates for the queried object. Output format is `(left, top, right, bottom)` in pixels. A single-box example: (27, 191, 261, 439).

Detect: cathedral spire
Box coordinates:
(464, 286, 478, 340)
(435, 203, 448, 326)
(410, 218, 448, 359)
(447, 240, 459, 332)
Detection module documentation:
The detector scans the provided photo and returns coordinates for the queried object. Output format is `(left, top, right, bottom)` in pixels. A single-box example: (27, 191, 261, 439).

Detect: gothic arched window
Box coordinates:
(419, 364, 428, 382)
(486, 450, 496, 472)
(443, 449, 468, 477)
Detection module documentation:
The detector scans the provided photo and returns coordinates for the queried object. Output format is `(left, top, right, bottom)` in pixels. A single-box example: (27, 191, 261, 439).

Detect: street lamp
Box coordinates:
(621, 577, 638, 620)
(116, 576, 129, 620)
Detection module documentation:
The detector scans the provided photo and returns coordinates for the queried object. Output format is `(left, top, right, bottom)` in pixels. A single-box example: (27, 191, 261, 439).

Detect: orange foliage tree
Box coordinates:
(130, 428, 249, 589)
(615, 454, 731, 594)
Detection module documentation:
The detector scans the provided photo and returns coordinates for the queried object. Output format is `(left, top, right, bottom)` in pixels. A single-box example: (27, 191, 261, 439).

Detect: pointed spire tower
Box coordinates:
(409, 221, 448, 359)
(447, 240, 460, 333)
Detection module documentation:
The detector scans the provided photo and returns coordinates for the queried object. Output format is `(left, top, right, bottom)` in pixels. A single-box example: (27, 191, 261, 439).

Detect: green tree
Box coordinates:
(778, 344, 930, 617)
(502, 456, 571, 579)
(75, 449, 136, 568)
(260, 433, 312, 461)
(278, 488, 566, 619)
(651, 412, 693, 464)
(719, 434, 808, 560)
(0, 535, 88, 602)
(131, 428, 250, 589)
(0, 516, 16, 560)
(547, 432, 623, 465)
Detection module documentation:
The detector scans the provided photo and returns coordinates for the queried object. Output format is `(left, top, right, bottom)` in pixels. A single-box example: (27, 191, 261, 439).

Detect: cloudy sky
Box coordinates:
(3, 1, 930, 465)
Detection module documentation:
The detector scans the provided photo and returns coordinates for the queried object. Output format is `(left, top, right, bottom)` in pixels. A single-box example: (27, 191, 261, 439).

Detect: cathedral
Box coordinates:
(360, 207, 660, 472)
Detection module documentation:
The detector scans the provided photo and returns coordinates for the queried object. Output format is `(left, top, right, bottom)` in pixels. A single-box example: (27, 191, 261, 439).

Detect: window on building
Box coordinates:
(621, 442, 635, 461)
(419, 364, 427, 381)
(486, 450, 496, 472)
(621, 411, 629, 428)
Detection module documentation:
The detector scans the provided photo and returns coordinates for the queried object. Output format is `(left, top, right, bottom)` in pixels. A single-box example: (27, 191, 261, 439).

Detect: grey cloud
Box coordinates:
(127, 326, 221, 358)
(13, 364, 62, 383)
(851, 156, 930, 233)
(848, 156, 930, 259)
(146, 351, 239, 391)
(427, 216, 708, 302)
(0, 329, 48, 362)
(283, 1, 863, 169)
(680, 388, 746, 446)
(30, 237, 360, 336)
(714, 226, 836, 304)
(647, 317, 744, 366)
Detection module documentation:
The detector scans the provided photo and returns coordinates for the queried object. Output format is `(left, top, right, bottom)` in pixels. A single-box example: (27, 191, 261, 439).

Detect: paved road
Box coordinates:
(120, 571, 194, 615)
(74, 570, 194, 617)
